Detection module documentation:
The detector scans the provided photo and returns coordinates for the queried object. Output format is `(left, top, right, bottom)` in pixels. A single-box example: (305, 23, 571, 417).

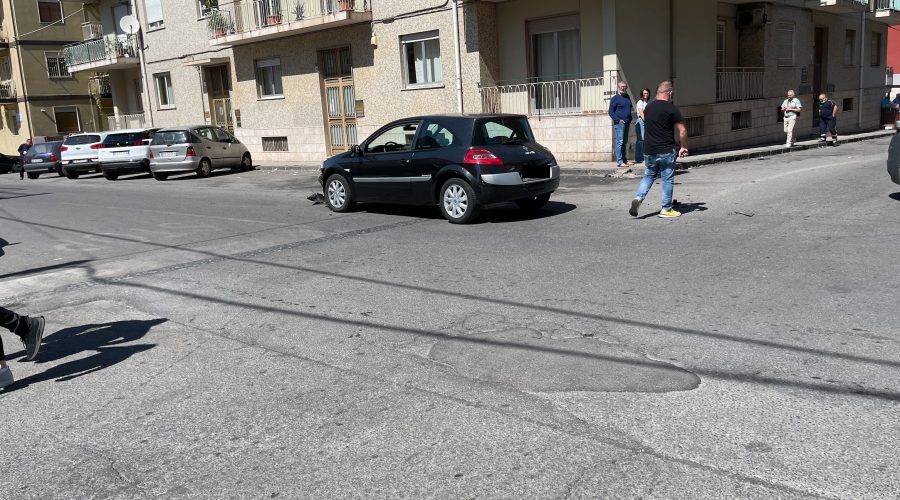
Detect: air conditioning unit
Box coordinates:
(737, 7, 768, 30)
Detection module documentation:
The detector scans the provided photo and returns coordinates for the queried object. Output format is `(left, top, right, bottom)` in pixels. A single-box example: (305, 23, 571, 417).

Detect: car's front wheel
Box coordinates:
(103, 172, 118, 181)
(439, 178, 480, 224)
(65, 171, 79, 179)
(325, 174, 355, 212)
(515, 193, 552, 211)
(196, 159, 212, 178)
(152, 171, 168, 181)
(239, 153, 252, 171)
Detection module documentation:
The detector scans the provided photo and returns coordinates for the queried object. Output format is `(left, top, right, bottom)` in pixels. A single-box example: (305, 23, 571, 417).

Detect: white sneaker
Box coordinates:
(784, 143, 791, 147)
(0, 366, 13, 389)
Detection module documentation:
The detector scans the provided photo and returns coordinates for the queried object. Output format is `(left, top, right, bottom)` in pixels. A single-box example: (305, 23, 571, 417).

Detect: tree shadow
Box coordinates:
(2, 318, 166, 392)
(889, 192, 900, 202)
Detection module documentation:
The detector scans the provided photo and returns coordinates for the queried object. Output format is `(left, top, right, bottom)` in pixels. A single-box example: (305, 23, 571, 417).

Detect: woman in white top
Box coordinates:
(634, 88, 651, 164)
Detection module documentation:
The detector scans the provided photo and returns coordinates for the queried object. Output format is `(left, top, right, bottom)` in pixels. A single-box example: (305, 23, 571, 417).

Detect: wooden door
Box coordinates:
(319, 47, 357, 155)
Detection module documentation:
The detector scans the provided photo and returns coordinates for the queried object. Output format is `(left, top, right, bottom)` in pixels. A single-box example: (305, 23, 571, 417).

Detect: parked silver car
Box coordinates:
(149, 126, 252, 181)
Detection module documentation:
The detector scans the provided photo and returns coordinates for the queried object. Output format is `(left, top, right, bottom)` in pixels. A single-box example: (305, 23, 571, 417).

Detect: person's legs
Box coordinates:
(613, 123, 625, 165)
(784, 116, 796, 145)
(829, 118, 837, 141)
(622, 122, 630, 163)
(819, 118, 827, 140)
(0, 306, 44, 362)
(1, 305, 21, 333)
(630, 154, 660, 217)
(659, 152, 678, 211)
(634, 120, 644, 163)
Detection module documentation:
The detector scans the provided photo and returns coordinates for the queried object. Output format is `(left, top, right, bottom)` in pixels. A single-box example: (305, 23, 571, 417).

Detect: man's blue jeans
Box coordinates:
(635, 150, 677, 210)
(613, 121, 630, 165)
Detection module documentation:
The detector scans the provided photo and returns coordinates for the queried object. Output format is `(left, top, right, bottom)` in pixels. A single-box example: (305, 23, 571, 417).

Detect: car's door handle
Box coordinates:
(400, 159, 410, 165)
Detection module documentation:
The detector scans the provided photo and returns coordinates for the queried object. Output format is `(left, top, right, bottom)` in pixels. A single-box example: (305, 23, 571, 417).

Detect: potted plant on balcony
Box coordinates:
(293, 2, 305, 21)
(339, 0, 353, 12)
(207, 9, 233, 38)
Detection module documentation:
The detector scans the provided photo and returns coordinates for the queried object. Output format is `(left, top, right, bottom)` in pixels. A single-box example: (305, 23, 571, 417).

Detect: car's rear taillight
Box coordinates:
(49, 154, 58, 162)
(464, 149, 504, 166)
(60, 146, 68, 152)
(186, 146, 196, 157)
(91, 143, 103, 149)
(132, 140, 145, 146)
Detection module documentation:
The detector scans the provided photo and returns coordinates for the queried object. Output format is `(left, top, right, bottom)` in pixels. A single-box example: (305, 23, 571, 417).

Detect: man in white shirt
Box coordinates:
(781, 90, 802, 147)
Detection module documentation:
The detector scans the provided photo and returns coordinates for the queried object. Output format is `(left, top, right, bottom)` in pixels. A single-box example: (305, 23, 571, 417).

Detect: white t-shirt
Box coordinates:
(782, 98, 802, 118)
(636, 99, 648, 119)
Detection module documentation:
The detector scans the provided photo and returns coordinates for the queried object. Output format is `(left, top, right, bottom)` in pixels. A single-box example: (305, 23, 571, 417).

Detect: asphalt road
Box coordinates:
(1, 139, 898, 499)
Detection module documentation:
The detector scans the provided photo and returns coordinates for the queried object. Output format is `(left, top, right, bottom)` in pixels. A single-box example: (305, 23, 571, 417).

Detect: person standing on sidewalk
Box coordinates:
(818, 93, 838, 144)
(781, 90, 802, 147)
(0, 306, 45, 389)
(608, 81, 633, 168)
(629, 80, 688, 219)
(16, 138, 32, 180)
(634, 88, 651, 163)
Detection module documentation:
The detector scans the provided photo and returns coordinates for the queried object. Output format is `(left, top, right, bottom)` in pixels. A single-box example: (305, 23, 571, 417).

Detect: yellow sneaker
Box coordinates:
(658, 209, 682, 218)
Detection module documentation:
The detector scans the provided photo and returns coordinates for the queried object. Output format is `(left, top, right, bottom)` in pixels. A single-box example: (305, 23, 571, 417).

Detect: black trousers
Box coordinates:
(819, 117, 837, 137)
(0, 306, 26, 359)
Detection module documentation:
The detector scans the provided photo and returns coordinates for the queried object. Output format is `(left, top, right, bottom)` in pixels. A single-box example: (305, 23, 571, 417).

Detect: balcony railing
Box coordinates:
(63, 34, 138, 69)
(716, 67, 765, 102)
(207, 0, 370, 40)
(0, 79, 15, 99)
(107, 113, 145, 131)
(81, 22, 102, 41)
(875, 0, 900, 9)
(479, 73, 622, 117)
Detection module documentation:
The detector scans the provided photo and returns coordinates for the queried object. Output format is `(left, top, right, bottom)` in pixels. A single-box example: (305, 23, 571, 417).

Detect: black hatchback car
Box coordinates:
(318, 114, 560, 223)
(22, 141, 64, 179)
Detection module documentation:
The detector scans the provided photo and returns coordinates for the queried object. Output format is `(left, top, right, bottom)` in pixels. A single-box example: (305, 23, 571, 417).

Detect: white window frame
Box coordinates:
(144, 0, 165, 30)
(255, 57, 284, 99)
(154, 72, 175, 109)
(776, 22, 795, 68)
(400, 30, 443, 89)
(45, 51, 70, 79)
(53, 106, 81, 134)
(198, 0, 216, 18)
(37, 0, 64, 24)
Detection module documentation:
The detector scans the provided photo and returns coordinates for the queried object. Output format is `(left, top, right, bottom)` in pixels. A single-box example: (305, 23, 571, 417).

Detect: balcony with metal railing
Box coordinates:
(0, 79, 16, 101)
(479, 72, 621, 117)
(107, 113, 146, 131)
(81, 22, 103, 41)
(871, 0, 900, 23)
(63, 34, 139, 74)
(804, 0, 870, 13)
(207, 0, 372, 47)
(716, 67, 765, 103)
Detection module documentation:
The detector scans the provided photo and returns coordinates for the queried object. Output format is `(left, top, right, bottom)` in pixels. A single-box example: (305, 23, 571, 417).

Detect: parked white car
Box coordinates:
(98, 128, 159, 181)
(61, 132, 108, 179)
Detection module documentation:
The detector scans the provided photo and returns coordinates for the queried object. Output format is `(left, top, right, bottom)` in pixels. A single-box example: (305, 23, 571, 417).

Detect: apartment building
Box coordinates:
(0, 0, 95, 153)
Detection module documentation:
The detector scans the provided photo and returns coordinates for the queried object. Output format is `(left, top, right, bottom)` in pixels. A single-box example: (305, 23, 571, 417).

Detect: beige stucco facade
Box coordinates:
(0, 0, 94, 153)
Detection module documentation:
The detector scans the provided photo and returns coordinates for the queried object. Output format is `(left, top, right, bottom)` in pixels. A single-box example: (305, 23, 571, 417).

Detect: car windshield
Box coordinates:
(473, 117, 535, 146)
(152, 131, 192, 145)
(104, 133, 148, 147)
(63, 135, 100, 145)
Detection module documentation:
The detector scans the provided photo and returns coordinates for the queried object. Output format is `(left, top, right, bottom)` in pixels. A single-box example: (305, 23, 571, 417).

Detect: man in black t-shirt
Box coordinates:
(629, 80, 689, 218)
(818, 93, 838, 144)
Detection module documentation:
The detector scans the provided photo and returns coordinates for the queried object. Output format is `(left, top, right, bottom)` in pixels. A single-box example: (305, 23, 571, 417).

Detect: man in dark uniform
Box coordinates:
(818, 93, 838, 145)
(16, 138, 31, 180)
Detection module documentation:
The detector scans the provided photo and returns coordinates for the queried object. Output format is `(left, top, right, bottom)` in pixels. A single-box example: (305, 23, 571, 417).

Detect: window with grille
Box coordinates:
(262, 136, 288, 152)
(685, 116, 704, 137)
(46, 53, 69, 78)
(842, 98, 853, 111)
(776, 23, 794, 67)
(38, 0, 63, 23)
(731, 110, 751, 130)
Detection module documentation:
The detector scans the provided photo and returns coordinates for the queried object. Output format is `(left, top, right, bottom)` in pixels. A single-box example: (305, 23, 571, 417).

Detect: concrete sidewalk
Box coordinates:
(255, 128, 895, 176)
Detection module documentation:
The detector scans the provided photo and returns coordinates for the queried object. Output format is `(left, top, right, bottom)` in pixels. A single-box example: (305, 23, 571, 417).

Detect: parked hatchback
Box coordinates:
(61, 132, 108, 178)
(98, 128, 159, 180)
(22, 141, 64, 179)
(318, 114, 560, 223)
(149, 126, 252, 180)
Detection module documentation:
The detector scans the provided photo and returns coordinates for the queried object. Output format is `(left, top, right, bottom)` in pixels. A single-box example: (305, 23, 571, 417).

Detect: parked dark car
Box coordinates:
(22, 141, 64, 179)
(0, 153, 19, 174)
(318, 114, 560, 223)
(889, 131, 900, 185)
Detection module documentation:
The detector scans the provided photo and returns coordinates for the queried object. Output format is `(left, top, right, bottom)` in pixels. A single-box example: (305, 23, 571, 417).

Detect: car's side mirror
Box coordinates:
(351, 144, 364, 156)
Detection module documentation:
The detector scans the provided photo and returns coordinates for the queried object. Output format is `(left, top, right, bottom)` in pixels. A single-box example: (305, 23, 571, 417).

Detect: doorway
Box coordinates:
(813, 26, 827, 126)
(205, 65, 233, 131)
(318, 46, 357, 155)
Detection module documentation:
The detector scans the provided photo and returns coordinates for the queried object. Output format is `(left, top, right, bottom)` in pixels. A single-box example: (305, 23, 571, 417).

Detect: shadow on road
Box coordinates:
(2, 318, 165, 392)
(344, 201, 576, 224)
(889, 192, 900, 202)
(634, 201, 708, 220)
(0, 236, 15, 257)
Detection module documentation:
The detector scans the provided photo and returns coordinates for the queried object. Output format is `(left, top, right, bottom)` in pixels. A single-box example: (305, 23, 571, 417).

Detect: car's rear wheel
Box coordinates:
(196, 159, 212, 178)
(26, 172, 39, 179)
(65, 171, 79, 179)
(56, 165, 65, 176)
(439, 178, 479, 224)
(103, 172, 119, 181)
(515, 193, 552, 211)
(325, 174, 354, 212)
(239, 153, 252, 171)
(152, 171, 168, 181)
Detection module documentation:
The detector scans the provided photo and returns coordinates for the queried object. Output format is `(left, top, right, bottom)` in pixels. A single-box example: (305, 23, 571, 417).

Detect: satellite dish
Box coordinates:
(119, 15, 141, 35)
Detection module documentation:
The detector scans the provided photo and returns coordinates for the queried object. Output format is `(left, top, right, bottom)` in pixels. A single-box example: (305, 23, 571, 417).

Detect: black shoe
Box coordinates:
(629, 198, 642, 217)
(20, 316, 45, 361)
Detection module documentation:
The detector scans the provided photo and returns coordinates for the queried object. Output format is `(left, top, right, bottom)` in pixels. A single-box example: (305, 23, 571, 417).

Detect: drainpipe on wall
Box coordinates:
(858, 10, 865, 128)
(451, 0, 463, 113)
(130, 0, 155, 127)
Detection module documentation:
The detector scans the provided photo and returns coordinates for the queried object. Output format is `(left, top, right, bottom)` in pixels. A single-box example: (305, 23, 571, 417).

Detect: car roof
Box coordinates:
(66, 132, 107, 137)
(401, 113, 527, 122)
(156, 125, 216, 131)
(106, 128, 156, 134)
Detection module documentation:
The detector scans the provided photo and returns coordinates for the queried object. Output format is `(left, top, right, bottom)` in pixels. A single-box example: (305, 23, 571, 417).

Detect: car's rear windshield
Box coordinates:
(473, 117, 535, 146)
(31, 142, 60, 154)
(63, 134, 100, 145)
(104, 132, 151, 147)
(152, 131, 194, 145)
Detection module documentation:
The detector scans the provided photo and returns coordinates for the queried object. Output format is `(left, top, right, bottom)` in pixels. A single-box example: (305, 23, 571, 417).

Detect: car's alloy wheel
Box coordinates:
(325, 174, 354, 212)
(240, 154, 252, 171)
(196, 159, 212, 178)
(440, 178, 479, 224)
